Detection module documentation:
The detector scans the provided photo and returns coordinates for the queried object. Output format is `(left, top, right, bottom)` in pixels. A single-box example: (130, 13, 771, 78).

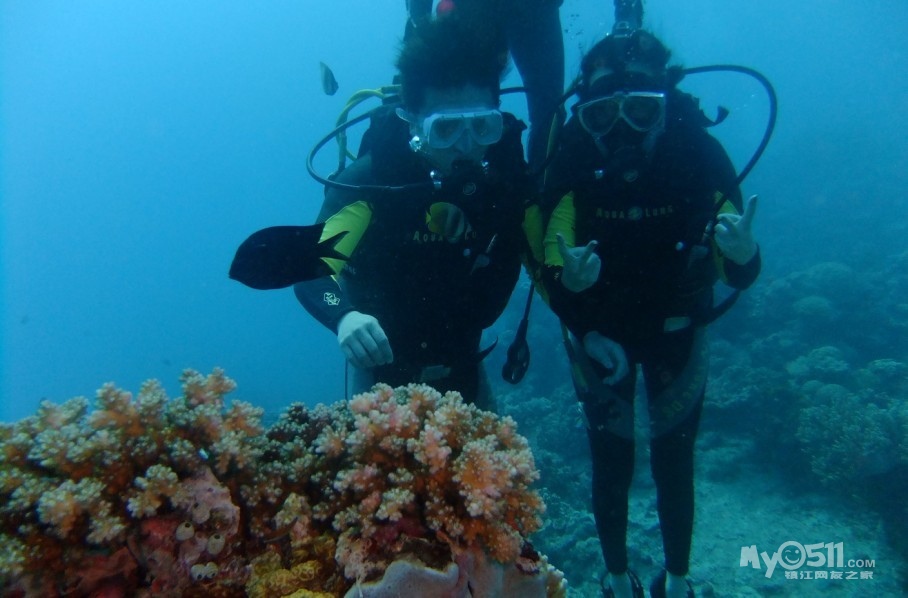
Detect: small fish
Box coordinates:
(229, 223, 348, 290)
(319, 61, 339, 96)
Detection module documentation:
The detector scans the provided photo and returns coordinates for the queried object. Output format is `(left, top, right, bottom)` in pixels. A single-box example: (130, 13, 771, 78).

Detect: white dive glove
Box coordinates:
(337, 311, 393, 369)
(556, 233, 601, 292)
(583, 332, 629, 385)
(715, 194, 758, 265)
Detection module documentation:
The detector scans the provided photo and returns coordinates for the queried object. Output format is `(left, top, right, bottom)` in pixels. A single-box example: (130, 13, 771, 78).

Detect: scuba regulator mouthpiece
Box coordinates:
(409, 134, 425, 153)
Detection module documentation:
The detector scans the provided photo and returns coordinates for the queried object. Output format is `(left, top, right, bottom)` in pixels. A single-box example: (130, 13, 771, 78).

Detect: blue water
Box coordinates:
(4, 0, 906, 420)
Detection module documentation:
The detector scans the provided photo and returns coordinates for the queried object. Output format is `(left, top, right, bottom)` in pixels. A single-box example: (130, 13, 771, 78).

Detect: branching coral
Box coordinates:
(0, 368, 265, 596)
(0, 373, 564, 597)
(259, 383, 549, 588)
(350, 386, 540, 564)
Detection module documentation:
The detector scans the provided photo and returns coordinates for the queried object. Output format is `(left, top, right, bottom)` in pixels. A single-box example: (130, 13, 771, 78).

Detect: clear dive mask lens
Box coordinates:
(576, 92, 665, 137)
(421, 110, 504, 149)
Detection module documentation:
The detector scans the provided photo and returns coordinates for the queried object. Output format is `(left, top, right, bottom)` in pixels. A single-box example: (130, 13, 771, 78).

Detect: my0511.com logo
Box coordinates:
(740, 541, 875, 581)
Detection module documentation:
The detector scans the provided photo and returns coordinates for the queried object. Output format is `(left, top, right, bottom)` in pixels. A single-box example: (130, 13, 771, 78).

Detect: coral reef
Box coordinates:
(796, 382, 907, 485)
(708, 259, 908, 488)
(0, 369, 262, 596)
(253, 382, 563, 595)
(0, 371, 565, 597)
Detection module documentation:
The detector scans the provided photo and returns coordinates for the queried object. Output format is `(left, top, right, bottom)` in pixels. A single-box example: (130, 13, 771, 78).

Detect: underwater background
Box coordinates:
(2, 0, 907, 595)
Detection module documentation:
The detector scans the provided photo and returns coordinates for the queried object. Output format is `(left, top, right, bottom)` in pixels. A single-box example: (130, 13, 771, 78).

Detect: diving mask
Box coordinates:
(576, 91, 665, 138)
(401, 108, 504, 149)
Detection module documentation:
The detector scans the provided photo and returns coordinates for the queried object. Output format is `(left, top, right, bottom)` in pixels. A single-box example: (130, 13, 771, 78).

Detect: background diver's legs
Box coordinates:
(503, 0, 565, 172)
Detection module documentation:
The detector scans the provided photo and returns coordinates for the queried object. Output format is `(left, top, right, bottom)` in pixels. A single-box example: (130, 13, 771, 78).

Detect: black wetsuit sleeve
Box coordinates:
(293, 159, 374, 333)
(293, 278, 354, 333)
(722, 245, 761, 289)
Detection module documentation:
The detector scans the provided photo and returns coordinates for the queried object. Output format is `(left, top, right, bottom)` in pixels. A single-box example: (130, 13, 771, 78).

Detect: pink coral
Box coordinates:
(307, 383, 544, 575)
(258, 383, 557, 592)
(172, 467, 240, 535)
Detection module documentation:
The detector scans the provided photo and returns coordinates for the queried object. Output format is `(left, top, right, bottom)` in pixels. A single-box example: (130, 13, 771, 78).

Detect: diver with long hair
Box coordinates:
(541, 15, 762, 598)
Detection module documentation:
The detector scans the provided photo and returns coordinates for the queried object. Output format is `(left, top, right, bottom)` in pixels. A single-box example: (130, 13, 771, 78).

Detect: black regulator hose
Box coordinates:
(306, 109, 437, 195)
(305, 109, 428, 194)
(682, 64, 778, 186)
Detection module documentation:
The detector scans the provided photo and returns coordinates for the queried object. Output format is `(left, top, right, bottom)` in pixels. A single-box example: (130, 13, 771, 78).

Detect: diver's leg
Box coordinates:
(346, 363, 376, 399)
(504, 0, 565, 172)
(404, 0, 433, 40)
(432, 363, 490, 409)
(406, 0, 433, 21)
(651, 398, 702, 577)
(581, 367, 637, 576)
(644, 328, 708, 579)
(472, 363, 497, 412)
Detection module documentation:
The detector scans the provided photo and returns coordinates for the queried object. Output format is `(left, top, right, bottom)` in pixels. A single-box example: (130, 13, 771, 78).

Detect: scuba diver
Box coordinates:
(540, 2, 764, 596)
(290, 13, 542, 409)
(405, 0, 565, 178)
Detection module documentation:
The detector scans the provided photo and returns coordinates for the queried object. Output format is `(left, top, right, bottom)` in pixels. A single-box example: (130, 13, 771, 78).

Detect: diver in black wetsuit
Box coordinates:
(541, 28, 761, 598)
(405, 0, 565, 176)
(294, 15, 543, 409)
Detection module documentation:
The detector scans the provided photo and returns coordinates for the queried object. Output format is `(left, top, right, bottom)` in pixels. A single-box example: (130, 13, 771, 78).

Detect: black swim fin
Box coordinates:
(229, 224, 348, 290)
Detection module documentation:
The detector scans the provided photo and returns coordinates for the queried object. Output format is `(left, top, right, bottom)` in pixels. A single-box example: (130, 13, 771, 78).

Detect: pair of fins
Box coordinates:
(229, 224, 347, 290)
